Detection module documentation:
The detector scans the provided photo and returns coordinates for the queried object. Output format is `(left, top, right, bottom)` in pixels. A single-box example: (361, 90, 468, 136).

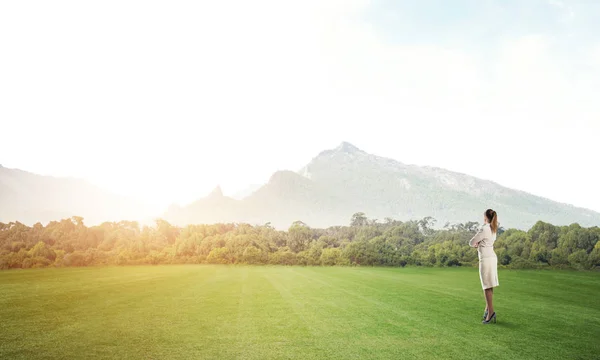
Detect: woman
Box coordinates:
(469, 209, 499, 324)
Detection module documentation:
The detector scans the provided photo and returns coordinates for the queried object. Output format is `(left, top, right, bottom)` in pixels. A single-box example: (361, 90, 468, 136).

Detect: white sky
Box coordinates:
(1, 0, 599, 213)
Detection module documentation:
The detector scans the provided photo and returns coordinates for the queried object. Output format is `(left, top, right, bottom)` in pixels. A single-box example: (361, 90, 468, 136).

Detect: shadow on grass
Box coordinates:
(495, 321, 520, 329)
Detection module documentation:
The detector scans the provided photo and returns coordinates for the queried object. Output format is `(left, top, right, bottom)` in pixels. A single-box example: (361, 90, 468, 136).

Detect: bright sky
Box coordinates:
(1, 0, 599, 213)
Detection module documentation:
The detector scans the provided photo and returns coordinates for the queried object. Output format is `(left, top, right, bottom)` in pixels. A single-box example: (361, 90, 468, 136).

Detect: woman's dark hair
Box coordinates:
(485, 209, 498, 234)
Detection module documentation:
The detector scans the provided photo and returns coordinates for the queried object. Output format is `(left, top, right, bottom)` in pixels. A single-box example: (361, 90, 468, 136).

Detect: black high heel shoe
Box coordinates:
(482, 309, 488, 320)
(482, 312, 496, 324)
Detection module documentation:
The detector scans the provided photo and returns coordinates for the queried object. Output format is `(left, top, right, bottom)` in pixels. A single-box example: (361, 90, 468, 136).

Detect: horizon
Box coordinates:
(2, 0, 599, 214)
(2, 139, 599, 219)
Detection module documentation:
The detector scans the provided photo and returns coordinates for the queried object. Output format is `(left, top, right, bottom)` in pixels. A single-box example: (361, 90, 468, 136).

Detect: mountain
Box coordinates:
(165, 142, 600, 229)
(0, 165, 148, 226)
(232, 184, 263, 200)
(4, 142, 600, 230)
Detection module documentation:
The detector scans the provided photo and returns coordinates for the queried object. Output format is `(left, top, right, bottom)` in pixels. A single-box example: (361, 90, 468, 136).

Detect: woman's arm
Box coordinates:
(469, 228, 485, 247)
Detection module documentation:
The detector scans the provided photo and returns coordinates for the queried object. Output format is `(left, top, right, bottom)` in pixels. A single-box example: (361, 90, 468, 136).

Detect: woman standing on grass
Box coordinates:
(469, 209, 499, 324)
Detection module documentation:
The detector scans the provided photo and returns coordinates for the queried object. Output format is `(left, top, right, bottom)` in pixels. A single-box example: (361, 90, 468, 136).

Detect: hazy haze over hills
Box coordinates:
(0, 165, 150, 226)
(2, 1, 600, 216)
(164, 142, 600, 230)
(2, 142, 600, 229)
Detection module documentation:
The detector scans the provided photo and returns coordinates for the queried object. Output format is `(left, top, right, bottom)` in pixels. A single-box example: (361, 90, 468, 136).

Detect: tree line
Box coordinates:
(1, 212, 599, 270)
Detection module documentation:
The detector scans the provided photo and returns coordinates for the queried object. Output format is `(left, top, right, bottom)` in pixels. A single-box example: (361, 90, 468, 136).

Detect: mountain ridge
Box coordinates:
(0, 165, 150, 226)
(165, 142, 600, 229)
(2, 143, 599, 230)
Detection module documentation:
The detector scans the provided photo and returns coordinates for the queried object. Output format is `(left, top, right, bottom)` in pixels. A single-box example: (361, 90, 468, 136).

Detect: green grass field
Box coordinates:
(1, 266, 599, 360)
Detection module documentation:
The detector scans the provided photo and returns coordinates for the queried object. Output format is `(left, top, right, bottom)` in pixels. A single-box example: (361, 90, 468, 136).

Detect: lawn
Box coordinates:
(1, 266, 599, 359)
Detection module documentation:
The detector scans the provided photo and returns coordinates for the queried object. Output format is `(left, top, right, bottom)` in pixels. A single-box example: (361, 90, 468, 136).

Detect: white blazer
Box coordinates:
(469, 223, 497, 260)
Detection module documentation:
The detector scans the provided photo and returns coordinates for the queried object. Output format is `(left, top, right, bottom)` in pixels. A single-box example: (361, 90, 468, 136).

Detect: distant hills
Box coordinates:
(0, 165, 147, 226)
(164, 142, 600, 230)
(2, 142, 600, 230)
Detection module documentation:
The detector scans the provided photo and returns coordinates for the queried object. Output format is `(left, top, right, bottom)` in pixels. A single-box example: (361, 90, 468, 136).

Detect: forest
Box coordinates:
(1, 212, 599, 270)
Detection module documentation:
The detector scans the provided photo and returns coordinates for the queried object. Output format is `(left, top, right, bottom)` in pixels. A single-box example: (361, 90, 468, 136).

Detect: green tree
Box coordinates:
(350, 212, 368, 227)
(242, 246, 264, 264)
(568, 250, 591, 269)
(320, 248, 342, 266)
(287, 221, 312, 253)
(207, 247, 232, 264)
(28, 241, 56, 261)
(418, 216, 437, 236)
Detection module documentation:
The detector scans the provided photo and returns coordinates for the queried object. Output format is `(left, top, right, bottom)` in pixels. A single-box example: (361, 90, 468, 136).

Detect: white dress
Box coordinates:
(469, 224, 499, 290)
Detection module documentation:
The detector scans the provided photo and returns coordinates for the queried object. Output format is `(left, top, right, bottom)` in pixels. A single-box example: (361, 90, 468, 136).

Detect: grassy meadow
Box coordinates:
(1, 265, 599, 359)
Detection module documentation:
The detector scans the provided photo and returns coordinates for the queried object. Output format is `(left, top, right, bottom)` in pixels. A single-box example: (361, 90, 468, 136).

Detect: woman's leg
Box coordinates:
(484, 288, 494, 320)
(483, 290, 488, 312)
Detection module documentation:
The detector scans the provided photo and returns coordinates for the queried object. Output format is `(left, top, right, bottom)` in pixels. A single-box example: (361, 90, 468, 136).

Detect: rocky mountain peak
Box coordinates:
(335, 141, 363, 154)
(207, 186, 224, 198)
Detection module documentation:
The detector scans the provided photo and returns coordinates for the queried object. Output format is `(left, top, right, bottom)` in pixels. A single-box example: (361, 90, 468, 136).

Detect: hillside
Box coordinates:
(165, 142, 600, 229)
(0, 165, 147, 225)
(3, 142, 600, 230)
